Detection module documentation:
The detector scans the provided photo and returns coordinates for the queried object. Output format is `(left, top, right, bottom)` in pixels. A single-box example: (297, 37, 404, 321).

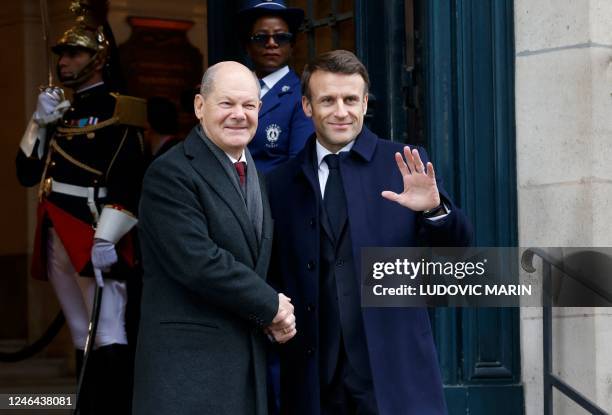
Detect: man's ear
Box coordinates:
(302, 96, 312, 117)
(363, 93, 369, 116)
(194, 94, 204, 120)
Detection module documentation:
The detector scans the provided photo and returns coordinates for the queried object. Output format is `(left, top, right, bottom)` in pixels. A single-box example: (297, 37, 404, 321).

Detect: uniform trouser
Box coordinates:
(46, 228, 128, 349)
(47, 228, 132, 414)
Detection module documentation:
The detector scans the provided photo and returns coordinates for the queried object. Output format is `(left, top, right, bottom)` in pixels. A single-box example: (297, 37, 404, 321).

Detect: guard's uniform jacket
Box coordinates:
(16, 83, 146, 280)
(248, 69, 314, 173)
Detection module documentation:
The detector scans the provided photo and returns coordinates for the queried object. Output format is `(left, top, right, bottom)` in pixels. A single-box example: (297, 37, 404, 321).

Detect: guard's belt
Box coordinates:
(51, 180, 108, 198)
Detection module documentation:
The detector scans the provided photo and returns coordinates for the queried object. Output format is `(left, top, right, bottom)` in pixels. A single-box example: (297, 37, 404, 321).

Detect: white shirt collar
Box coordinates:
(260, 66, 290, 97)
(226, 150, 247, 164)
(315, 139, 355, 167)
(76, 81, 104, 94)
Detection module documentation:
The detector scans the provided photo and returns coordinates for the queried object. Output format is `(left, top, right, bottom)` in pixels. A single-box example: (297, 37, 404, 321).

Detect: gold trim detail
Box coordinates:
(110, 94, 147, 128)
(105, 127, 129, 180)
(56, 117, 119, 135)
(51, 141, 103, 176)
(37, 139, 56, 200)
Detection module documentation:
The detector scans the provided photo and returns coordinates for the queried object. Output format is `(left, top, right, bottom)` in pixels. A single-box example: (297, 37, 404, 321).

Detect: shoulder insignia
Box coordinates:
(110, 93, 147, 129)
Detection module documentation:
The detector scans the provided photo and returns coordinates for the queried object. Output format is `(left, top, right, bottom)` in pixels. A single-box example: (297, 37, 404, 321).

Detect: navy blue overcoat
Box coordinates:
(266, 127, 473, 415)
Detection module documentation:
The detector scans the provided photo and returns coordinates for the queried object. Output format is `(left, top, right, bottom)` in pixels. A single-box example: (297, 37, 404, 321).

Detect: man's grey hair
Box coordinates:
(199, 62, 261, 98)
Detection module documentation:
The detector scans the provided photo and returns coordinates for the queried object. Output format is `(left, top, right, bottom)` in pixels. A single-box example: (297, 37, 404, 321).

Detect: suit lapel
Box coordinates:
(184, 129, 259, 262)
(254, 174, 273, 277)
(259, 91, 280, 118)
(298, 138, 336, 243)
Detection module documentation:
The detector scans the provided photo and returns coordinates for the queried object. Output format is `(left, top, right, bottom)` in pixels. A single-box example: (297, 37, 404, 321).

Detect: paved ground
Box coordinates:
(0, 341, 74, 415)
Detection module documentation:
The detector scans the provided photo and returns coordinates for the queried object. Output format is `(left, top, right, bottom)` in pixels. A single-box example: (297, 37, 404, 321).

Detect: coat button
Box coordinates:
(306, 304, 314, 312)
(309, 218, 316, 228)
(307, 260, 315, 270)
(336, 259, 344, 267)
(306, 347, 314, 356)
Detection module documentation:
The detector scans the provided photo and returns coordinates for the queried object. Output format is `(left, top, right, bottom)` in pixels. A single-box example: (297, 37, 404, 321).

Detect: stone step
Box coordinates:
(0, 340, 74, 392)
(0, 339, 28, 352)
(0, 359, 71, 381)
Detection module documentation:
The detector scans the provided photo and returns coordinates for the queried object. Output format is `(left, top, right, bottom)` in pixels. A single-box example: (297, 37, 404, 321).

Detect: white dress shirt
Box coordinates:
(76, 81, 104, 94)
(226, 150, 247, 164)
(259, 65, 290, 98)
(315, 139, 354, 198)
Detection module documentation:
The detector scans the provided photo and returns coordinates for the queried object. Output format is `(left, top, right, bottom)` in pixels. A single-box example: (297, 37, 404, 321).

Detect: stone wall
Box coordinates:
(515, 0, 612, 413)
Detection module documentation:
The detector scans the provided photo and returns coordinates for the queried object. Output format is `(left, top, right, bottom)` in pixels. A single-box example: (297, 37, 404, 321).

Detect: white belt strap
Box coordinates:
(87, 187, 100, 223)
(51, 180, 108, 224)
(51, 180, 108, 198)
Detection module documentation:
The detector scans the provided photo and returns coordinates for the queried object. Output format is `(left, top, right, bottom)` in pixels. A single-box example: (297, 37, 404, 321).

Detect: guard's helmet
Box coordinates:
(52, 1, 110, 87)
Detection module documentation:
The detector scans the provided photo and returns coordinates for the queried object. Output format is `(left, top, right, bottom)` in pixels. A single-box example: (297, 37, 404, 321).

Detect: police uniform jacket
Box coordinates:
(248, 69, 313, 173)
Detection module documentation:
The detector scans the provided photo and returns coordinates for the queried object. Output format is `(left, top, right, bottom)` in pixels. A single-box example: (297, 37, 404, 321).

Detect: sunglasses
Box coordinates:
(249, 32, 294, 46)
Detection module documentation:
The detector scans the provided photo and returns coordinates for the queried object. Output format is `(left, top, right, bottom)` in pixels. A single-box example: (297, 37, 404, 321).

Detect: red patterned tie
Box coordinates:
(234, 161, 247, 187)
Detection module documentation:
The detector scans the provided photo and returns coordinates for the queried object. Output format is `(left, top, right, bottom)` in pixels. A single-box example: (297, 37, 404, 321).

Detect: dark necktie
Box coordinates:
(234, 161, 247, 189)
(323, 154, 347, 241)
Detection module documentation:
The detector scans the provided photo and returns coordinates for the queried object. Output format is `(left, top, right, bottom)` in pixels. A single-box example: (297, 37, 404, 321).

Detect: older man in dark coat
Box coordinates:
(132, 61, 296, 415)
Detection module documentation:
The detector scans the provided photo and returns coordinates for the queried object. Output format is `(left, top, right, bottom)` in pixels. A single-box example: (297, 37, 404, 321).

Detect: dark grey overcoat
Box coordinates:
(132, 126, 279, 415)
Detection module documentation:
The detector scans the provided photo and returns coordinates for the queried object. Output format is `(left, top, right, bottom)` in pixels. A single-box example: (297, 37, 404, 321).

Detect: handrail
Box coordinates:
(521, 247, 612, 304)
(521, 248, 609, 415)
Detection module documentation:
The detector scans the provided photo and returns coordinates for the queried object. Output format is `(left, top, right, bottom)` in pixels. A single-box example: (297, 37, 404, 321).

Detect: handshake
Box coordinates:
(266, 293, 297, 344)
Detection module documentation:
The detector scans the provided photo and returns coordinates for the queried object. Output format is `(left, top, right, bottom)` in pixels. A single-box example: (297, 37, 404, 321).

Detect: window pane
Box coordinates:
(338, 0, 353, 14)
(287, 0, 355, 74)
(314, 0, 331, 20)
(337, 18, 355, 51)
(290, 0, 308, 13)
(290, 30, 309, 74)
(315, 26, 333, 54)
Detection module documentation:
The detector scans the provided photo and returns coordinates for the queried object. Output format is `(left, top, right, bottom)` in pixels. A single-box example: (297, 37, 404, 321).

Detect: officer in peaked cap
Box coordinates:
(237, 0, 314, 173)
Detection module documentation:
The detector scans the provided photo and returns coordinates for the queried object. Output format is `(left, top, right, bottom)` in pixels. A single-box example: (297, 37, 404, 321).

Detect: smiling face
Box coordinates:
(194, 62, 261, 159)
(246, 16, 293, 78)
(302, 70, 368, 153)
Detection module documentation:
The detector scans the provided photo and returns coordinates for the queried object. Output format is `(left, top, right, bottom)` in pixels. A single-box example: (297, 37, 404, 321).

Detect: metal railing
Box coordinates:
(521, 248, 611, 415)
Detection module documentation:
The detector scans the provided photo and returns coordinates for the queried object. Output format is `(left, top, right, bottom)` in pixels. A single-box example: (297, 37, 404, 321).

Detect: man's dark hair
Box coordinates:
(147, 96, 179, 135)
(301, 50, 370, 100)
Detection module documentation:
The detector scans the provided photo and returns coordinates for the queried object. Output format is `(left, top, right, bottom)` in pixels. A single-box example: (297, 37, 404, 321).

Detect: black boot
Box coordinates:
(92, 344, 133, 415)
(75, 349, 95, 415)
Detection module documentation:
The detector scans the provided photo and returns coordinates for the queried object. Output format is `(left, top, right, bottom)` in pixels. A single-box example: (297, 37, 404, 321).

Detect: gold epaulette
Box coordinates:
(110, 93, 147, 129)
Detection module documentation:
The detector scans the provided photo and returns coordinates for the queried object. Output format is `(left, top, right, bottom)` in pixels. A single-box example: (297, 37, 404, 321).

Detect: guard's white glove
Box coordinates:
(91, 239, 118, 287)
(21, 88, 70, 158)
(33, 88, 70, 126)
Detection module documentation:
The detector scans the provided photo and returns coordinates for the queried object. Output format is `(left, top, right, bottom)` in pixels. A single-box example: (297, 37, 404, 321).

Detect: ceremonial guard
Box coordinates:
(15, 1, 146, 413)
